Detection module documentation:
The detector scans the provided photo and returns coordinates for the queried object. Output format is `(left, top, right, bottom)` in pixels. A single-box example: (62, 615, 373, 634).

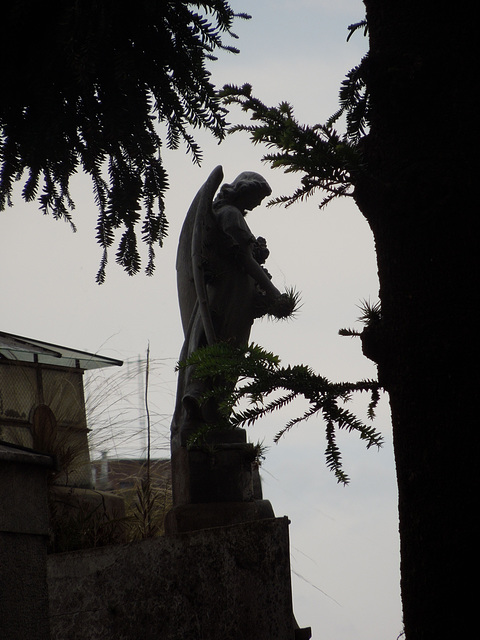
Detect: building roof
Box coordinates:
(0, 440, 56, 468)
(0, 331, 123, 371)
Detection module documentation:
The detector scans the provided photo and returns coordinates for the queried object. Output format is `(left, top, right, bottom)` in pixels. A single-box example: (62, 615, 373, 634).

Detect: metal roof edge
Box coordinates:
(0, 331, 123, 370)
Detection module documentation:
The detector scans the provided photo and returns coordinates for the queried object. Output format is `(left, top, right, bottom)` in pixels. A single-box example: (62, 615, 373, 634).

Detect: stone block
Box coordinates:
(171, 442, 257, 505)
(48, 516, 305, 640)
(0, 442, 54, 640)
(164, 498, 275, 534)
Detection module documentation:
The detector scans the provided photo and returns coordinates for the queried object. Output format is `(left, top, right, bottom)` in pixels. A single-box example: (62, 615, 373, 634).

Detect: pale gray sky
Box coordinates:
(0, 2, 402, 638)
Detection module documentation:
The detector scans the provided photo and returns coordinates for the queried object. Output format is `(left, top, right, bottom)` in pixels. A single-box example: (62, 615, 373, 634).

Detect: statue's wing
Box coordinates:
(176, 165, 224, 344)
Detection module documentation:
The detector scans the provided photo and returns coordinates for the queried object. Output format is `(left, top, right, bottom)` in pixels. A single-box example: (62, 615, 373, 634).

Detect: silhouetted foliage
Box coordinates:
(0, 1, 248, 281)
(220, 21, 369, 210)
(180, 341, 382, 484)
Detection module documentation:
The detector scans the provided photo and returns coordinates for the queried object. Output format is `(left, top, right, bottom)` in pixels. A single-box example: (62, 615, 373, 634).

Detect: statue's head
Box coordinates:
(213, 171, 272, 212)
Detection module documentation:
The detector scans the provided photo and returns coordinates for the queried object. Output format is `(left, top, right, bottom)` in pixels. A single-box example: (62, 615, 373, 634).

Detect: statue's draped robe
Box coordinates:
(171, 170, 263, 450)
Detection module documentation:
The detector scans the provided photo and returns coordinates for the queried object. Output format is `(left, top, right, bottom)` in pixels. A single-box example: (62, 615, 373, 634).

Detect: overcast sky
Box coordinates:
(1, 2, 403, 638)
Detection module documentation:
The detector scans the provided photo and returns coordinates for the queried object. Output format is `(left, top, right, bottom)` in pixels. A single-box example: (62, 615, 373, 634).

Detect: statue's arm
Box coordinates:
(217, 206, 281, 300)
(239, 249, 282, 299)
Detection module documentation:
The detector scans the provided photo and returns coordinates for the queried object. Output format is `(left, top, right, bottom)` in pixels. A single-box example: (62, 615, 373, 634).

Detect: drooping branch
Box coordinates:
(0, 1, 249, 281)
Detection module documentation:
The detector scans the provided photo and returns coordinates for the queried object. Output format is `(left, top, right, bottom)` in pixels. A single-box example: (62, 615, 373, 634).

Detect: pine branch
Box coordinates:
(219, 21, 370, 210)
(180, 341, 384, 484)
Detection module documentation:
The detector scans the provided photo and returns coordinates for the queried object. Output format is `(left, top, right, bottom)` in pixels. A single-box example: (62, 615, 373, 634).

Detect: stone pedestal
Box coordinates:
(166, 428, 274, 534)
(165, 498, 275, 534)
(163, 430, 311, 638)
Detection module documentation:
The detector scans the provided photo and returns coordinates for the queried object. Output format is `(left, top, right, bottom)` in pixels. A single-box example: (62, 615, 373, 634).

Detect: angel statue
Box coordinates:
(171, 166, 296, 451)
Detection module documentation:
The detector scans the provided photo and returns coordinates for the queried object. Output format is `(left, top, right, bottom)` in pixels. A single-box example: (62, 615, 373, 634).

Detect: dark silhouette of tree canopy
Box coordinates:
(0, 0, 247, 282)
(218, 4, 476, 640)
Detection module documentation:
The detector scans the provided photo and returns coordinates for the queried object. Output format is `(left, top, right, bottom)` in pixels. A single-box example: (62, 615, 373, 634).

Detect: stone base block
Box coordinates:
(164, 498, 275, 534)
(171, 442, 258, 505)
(48, 517, 309, 640)
(49, 486, 127, 551)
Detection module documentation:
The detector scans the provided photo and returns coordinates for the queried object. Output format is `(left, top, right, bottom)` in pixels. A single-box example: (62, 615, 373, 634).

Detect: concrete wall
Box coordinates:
(48, 517, 298, 640)
(0, 443, 54, 640)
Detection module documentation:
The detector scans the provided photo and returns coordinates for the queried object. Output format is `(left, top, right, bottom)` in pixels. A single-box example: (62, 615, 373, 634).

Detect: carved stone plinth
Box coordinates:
(166, 429, 273, 534)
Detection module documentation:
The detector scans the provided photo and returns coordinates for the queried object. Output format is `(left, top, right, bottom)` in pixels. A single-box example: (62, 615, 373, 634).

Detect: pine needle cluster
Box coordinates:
(266, 287, 302, 320)
(339, 299, 381, 337)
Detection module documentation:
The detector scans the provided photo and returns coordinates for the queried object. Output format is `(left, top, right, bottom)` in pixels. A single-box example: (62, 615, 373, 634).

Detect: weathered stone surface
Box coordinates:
(48, 517, 299, 640)
(0, 443, 52, 534)
(171, 441, 257, 505)
(167, 428, 272, 533)
(0, 533, 51, 639)
(165, 499, 275, 534)
(0, 443, 54, 640)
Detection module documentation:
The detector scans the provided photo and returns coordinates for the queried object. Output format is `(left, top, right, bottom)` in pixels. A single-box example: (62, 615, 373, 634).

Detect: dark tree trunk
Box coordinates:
(357, 2, 477, 638)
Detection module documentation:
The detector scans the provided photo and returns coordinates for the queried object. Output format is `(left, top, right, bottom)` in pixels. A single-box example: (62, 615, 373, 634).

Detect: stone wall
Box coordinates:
(48, 517, 299, 640)
(0, 442, 54, 640)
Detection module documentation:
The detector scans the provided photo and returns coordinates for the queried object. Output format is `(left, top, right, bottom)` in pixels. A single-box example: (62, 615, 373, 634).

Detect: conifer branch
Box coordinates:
(180, 341, 383, 484)
(219, 21, 370, 210)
